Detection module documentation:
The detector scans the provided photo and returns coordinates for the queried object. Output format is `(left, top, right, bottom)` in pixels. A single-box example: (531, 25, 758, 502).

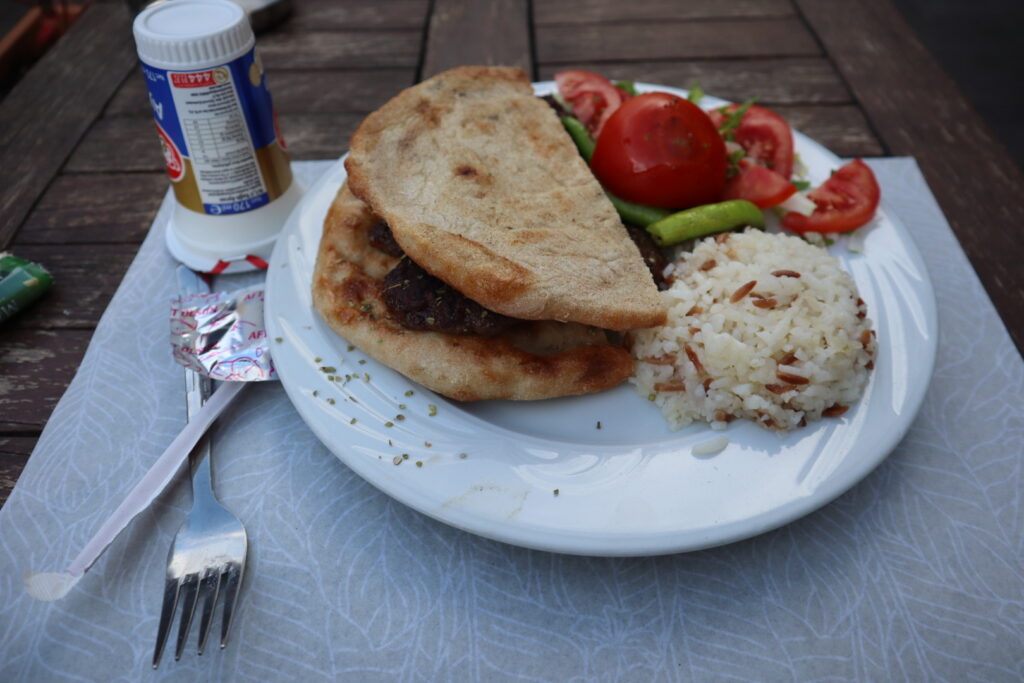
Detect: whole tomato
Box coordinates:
(590, 92, 727, 209)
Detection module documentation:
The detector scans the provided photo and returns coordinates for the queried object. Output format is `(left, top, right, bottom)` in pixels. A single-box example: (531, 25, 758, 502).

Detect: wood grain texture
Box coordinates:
(797, 0, 1024, 351)
(258, 29, 423, 69)
(772, 105, 884, 158)
(288, 0, 430, 31)
(538, 58, 851, 105)
(0, 329, 91, 432)
(0, 438, 35, 510)
(275, 112, 367, 159)
(63, 117, 164, 172)
(105, 68, 416, 117)
(535, 0, 793, 24)
(66, 113, 364, 172)
(0, 3, 136, 249)
(0, 438, 34, 457)
(421, 0, 531, 78)
(3, 245, 139, 329)
(17, 173, 167, 245)
(537, 19, 819, 63)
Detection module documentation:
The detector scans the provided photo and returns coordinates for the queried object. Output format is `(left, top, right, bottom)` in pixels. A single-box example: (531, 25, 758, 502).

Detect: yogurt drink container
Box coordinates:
(133, 0, 301, 272)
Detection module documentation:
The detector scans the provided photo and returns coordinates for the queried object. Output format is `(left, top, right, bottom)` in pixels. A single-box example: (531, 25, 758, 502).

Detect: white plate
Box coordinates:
(264, 82, 937, 556)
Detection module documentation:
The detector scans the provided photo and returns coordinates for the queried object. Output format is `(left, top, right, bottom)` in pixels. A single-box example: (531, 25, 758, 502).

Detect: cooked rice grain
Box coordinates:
(630, 229, 876, 431)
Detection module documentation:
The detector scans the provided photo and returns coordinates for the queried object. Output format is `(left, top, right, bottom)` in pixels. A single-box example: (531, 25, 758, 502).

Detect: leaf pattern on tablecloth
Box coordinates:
(1, 161, 1022, 682)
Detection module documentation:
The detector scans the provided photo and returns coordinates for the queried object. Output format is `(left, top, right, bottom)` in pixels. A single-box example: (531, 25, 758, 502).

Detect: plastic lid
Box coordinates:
(133, 0, 254, 70)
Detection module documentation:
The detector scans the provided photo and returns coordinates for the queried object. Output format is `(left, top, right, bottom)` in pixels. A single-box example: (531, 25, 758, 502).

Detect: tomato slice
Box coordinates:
(781, 159, 880, 234)
(555, 70, 625, 138)
(708, 104, 794, 180)
(722, 159, 796, 209)
(590, 92, 727, 209)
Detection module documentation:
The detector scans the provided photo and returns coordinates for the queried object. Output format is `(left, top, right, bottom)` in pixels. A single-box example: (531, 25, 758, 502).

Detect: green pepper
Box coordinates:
(560, 116, 595, 162)
(560, 117, 671, 227)
(605, 193, 671, 227)
(0, 253, 54, 324)
(646, 200, 764, 246)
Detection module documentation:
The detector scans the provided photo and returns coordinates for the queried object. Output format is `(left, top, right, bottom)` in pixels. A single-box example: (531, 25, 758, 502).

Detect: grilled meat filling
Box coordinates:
(382, 257, 519, 336)
(368, 219, 404, 257)
(624, 223, 669, 288)
(373, 219, 668, 334)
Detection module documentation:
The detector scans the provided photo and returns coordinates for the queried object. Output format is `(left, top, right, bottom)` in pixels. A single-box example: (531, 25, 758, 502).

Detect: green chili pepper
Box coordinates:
(560, 116, 595, 162)
(560, 117, 671, 226)
(0, 253, 53, 324)
(605, 193, 671, 227)
(645, 200, 764, 246)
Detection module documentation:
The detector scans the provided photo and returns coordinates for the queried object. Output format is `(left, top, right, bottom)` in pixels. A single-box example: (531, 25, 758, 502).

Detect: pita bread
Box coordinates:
(311, 183, 635, 401)
(345, 66, 666, 331)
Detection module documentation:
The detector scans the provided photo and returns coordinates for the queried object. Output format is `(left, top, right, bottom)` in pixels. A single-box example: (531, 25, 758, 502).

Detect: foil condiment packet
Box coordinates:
(170, 285, 276, 381)
(26, 285, 276, 599)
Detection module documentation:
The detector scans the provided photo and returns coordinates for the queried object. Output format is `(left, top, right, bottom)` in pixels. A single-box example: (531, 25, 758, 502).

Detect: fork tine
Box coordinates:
(152, 578, 182, 669)
(219, 562, 244, 648)
(174, 573, 201, 660)
(196, 567, 222, 655)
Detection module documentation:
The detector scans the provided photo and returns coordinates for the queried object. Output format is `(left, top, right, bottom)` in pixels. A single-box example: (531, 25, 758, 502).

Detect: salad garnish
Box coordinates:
(553, 69, 881, 240)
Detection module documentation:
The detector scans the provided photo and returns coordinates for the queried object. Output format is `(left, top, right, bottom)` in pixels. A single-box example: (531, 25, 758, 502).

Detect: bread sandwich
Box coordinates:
(312, 66, 665, 400)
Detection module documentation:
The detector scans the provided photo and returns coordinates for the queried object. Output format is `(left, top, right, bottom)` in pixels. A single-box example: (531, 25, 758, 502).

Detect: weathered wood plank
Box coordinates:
(0, 3, 137, 250)
(797, 0, 1024, 351)
(537, 19, 819, 63)
(0, 437, 36, 510)
(0, 329, 92, 432)
(535, 0, 793, 24)
(260, 69, 416, 113)
(258, 30, 422, 69)
(772, 105, 884, 158)
(66, 113, 364, 172)
(106, 68, 416, 117)
(17, 173, 167, 245)
(3, 245, 139, 329)
(104, 70, 154, 116)
(274, 112, 367, 159)
(0, 437, 34, 457)
(64, 117, 163, 172)
(289, 0, 430, 31)
(421, 0, 531, 78)
(537, 58, 851, 105)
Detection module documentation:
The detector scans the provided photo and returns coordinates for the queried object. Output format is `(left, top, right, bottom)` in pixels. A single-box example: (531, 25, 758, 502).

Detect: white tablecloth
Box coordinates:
(1, 159, 1021, 681)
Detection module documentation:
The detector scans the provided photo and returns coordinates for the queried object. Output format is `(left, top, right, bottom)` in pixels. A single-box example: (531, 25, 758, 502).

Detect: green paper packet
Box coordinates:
(0, 253, 54, 324)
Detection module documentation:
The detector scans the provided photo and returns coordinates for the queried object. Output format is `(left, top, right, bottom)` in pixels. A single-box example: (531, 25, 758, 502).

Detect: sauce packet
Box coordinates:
(0, 252, 53, 324)
(170, 285, 276, 380)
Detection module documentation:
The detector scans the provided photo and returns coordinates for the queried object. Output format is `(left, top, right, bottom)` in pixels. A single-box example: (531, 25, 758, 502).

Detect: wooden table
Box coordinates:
(2, 0, 1022, 508)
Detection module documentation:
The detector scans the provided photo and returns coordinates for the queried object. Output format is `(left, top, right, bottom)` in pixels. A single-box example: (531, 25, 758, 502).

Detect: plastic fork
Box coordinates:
(152, 268, 248, 668)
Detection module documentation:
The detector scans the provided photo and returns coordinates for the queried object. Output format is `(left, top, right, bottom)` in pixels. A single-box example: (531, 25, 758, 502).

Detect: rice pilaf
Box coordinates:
(630, 229, 876, 431)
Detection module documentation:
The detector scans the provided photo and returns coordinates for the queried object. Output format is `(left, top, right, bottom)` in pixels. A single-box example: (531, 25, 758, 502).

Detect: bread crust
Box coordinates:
(345, 66, 666, 331)
(311, 182, 636, 401)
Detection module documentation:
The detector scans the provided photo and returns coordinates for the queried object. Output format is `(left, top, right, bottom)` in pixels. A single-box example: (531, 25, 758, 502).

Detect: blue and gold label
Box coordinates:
(141, 48, 292, 216)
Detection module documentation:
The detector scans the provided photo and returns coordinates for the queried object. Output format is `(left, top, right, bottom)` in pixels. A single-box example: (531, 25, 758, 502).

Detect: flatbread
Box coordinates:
(345, 66, 666, 331)
(311, 182, 636, 401)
